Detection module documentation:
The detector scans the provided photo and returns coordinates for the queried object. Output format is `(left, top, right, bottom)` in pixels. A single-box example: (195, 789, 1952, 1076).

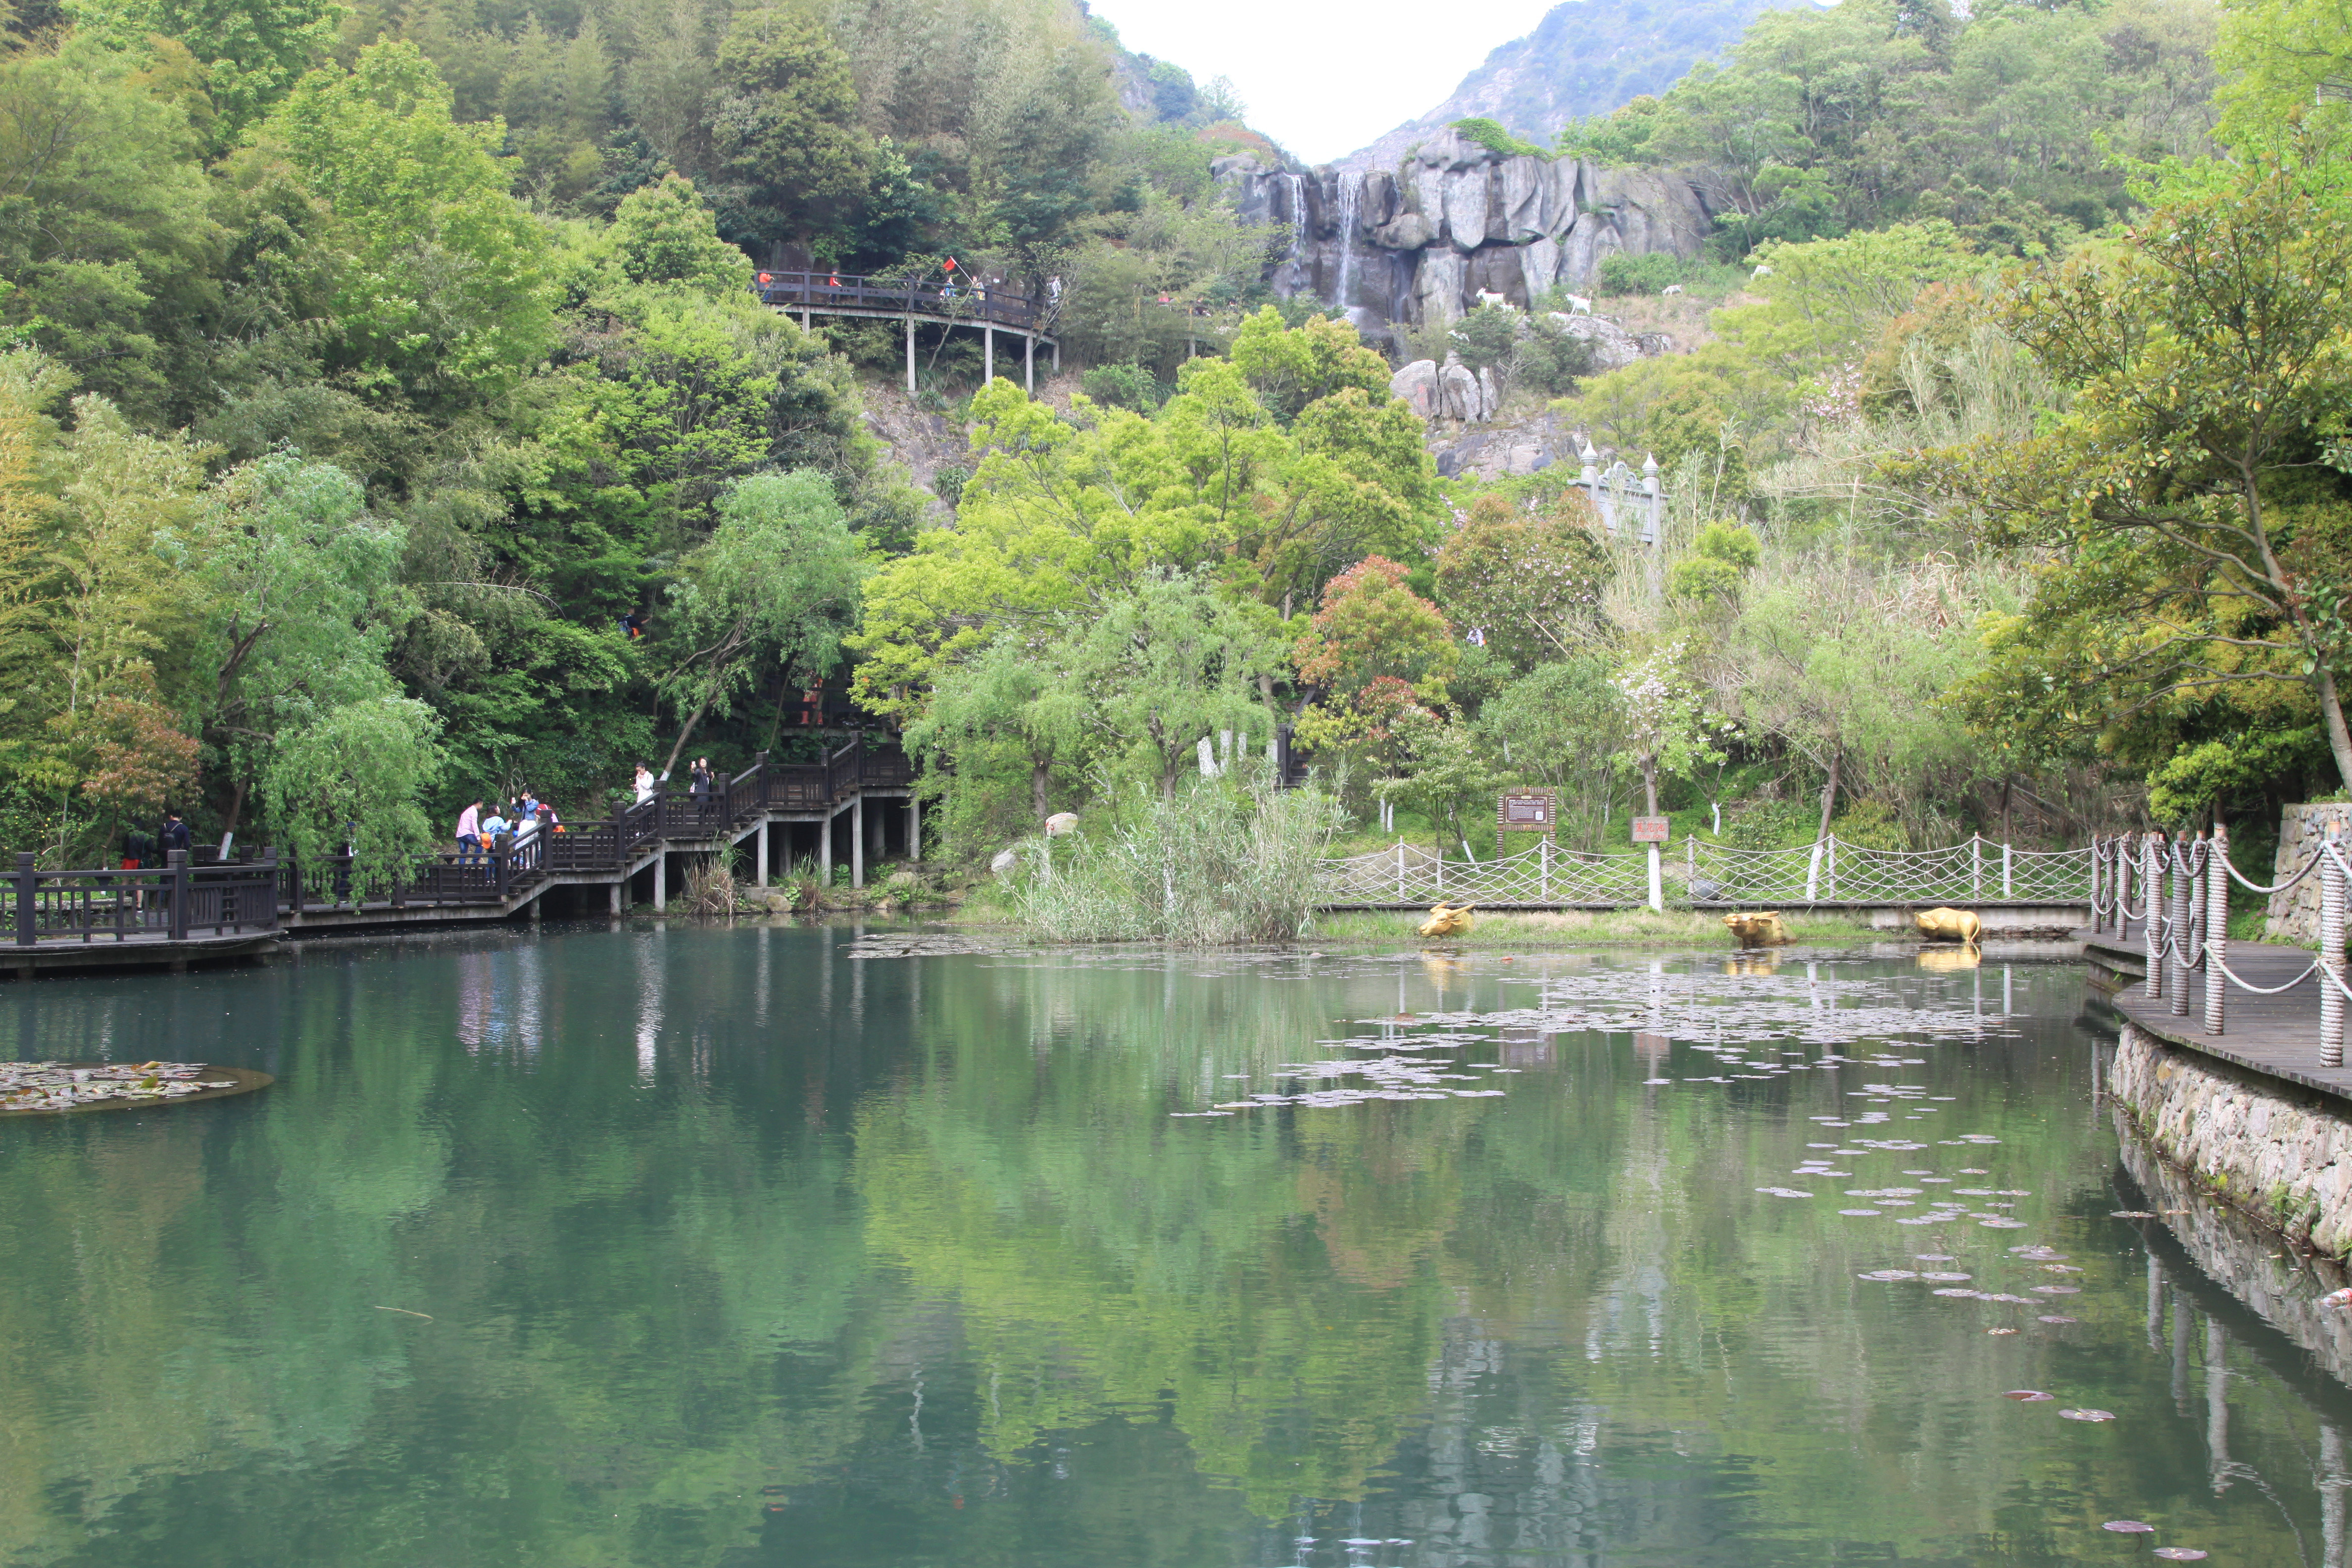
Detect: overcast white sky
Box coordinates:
(1085, 0, 1565, 164)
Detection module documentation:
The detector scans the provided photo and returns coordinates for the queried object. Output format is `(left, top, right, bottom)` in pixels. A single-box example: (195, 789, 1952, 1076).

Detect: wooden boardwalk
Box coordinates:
(4, 737, 920, 976)
(2086, 933, 2352, 1103)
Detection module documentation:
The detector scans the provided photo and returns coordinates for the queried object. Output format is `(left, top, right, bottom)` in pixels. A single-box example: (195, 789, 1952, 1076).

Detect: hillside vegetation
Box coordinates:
(0, 0, 2343, 892)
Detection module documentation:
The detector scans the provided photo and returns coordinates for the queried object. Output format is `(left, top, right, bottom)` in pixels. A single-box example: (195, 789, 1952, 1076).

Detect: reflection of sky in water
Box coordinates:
(0, 927, 2343, 1567)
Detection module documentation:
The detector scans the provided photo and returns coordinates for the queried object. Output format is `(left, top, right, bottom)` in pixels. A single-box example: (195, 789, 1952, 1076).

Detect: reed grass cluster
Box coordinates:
(1008, 777, 1347, 945)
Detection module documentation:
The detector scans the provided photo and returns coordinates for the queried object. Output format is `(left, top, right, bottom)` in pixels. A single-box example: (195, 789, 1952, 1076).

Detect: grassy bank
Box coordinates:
(1299, 908, 1887, 948)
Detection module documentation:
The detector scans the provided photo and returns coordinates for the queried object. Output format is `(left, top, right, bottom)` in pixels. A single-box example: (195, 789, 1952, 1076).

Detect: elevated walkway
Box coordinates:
(4, 739, 919, 973)
(754, 271, 1059, 392)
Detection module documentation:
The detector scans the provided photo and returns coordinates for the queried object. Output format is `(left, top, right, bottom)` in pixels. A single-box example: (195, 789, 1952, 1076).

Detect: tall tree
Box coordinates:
(651, 469, 864, 775)
(1919, 152, 2352, 790)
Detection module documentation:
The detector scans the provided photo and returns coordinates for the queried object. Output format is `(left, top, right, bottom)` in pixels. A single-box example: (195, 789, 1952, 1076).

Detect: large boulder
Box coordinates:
(1546, 312, 1647, 372)
(1438, 360, 1483, 423)
(1390, 358, 1440, 418)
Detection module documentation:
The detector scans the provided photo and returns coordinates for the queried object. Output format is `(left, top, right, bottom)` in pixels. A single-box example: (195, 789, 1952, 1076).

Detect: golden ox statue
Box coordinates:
(1722, 911, 1793, 948)
(1418, 903, 1476, 938)
(1915, 906, 1984, 945)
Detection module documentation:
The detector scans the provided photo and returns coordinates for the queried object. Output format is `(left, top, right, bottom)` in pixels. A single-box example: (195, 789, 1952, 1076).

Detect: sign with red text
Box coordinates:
(1630, 816, 1670, 843)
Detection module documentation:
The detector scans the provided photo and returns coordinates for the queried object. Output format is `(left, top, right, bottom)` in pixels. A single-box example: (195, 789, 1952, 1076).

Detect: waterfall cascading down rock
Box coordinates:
(1218, 126, 1725, 333)
(1334, 175, 1360, 324)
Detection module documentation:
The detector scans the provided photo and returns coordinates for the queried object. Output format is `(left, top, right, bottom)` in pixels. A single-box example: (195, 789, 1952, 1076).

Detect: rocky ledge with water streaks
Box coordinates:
(2109, 1021, 2352, 1258)
(1220, 127, 1719, 329)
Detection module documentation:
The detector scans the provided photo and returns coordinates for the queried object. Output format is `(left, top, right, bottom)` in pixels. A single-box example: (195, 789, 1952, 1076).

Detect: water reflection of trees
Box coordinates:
(3, 940, 2349, 1566)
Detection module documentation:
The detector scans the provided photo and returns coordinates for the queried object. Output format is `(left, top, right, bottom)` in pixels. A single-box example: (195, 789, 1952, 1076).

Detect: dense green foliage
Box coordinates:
(0, 0, 1297, 873)
(1562, 0, 2220, 258)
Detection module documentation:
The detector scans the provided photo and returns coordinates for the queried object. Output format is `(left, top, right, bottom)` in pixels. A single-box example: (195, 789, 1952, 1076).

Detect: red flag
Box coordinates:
(942, 256, 957, 272)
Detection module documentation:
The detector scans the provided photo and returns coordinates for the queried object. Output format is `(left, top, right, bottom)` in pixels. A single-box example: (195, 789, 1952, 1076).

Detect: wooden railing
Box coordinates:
(12, 851, 282, 944)
(753, 271, 1052, 333)
(7, 738, 911, 945)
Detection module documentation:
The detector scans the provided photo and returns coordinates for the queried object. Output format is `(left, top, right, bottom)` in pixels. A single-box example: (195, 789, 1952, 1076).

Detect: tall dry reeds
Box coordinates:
(1007, 775, 1346, 945)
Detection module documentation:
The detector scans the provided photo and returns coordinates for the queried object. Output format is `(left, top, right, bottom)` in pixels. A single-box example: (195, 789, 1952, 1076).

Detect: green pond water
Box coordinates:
(2, 925, 2347, 1567)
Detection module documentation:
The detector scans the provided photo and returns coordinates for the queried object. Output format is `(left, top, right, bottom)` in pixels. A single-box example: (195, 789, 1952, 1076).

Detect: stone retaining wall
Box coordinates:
(2110, 1111, 2352, 1377)
(2108, 1022, 2352, 1258)
(2266, 801, 2352, 944)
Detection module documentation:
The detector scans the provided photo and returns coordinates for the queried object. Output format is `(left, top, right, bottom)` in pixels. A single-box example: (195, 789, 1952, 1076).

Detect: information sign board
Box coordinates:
(1497, 789, 1558, 836)
(1630, 816, 1670, 844)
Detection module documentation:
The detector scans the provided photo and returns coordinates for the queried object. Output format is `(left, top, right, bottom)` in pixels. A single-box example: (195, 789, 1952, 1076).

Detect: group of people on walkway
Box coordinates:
(454, 791, 561, 866)
(117, 810, 194, 869)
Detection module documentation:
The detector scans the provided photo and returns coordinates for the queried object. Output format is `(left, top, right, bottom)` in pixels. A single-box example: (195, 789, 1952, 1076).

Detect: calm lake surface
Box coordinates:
(2, 925, 2346, 1567)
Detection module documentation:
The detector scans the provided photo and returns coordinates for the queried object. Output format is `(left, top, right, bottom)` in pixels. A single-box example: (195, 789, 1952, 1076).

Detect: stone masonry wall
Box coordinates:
(2266, 801, 2352, 944)
(2108, 1022, 2352, 1257)
(2111, 1110, 2352, 1377)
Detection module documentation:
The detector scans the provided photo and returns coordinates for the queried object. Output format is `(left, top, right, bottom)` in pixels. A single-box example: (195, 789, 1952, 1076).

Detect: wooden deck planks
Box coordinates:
(2087, 934, 2352, 1103)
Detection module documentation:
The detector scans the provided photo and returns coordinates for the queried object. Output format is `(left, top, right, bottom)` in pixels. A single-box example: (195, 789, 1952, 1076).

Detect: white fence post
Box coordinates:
(2170, 834, 2194, 1018)
(1805, 840, 1823, 903)
(2144, 834, 2164, 1000)
(1826, 834, 1838, 900)
(1396, 837, 1406, 903)
(2118, 835, 2134, 939)
(1972, 834, 1982, 901)
(1541, 836, 1551, 904)
(2002, 842, 2012, 900)
(2323, 824, 2345, 1069)
(2205, 822, 2228, 1035)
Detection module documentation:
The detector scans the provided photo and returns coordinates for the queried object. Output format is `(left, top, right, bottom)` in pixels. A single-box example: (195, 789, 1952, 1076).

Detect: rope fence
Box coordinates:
(2087, 825, 2352, 1063)
(1322, 822, 2352, 1067)
(1316, 833, 2094, 909)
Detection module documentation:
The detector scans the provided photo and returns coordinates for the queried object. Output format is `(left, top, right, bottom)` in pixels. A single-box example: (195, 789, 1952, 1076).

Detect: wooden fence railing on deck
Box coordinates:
(8, 737, 909, 943)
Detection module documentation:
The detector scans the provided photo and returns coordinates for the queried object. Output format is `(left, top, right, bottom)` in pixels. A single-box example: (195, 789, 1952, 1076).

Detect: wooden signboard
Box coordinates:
(1497, 789, 1558, 837)
(1630, 816, 1671, 843)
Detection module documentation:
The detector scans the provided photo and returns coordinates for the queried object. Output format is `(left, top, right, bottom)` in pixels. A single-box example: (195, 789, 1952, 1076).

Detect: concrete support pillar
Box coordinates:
(905, 316, 915, 392)
(820, 812, 833, 885)
(852, 796, 866, 889)
(983, 324, 994, 385)
(910, 798, 922, 862)
(756, 819, 769, 887)
(609, 880, 621, 915)
(1051, 339, 1060, 374)
(652, 850, 666, 911)
(800, 306, 810, 332)
(1024, 333, 1034, 395)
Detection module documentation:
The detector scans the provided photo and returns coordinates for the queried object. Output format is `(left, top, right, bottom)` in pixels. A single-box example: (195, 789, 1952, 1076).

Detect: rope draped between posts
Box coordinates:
(2091, 824, 2348, 1066)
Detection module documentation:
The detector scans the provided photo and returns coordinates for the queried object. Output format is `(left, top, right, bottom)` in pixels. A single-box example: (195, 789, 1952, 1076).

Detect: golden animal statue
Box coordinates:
(1722, 910, 1793, 948)
(1418, 903, 1476, 938)
(1915, 906, 1984, 945)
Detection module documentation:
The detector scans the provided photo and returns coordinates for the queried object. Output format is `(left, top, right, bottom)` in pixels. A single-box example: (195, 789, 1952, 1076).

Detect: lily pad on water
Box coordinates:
(2038, 1315, 2078, 1324)
(1839, 1209, 1884, 1217)
(2032, 1285, 2082, 1295)
(2101, 1521, 2155, 1533)
(2152, 1550, 2208, 1561)
(1858, 1270, 1919, 1280)
(2058, 1408, 2116, 1422)
(2111, 1210, 2157, 1219)
(1919, 1271, 1971, 1281)
(2001, 1390, 2055, 1401)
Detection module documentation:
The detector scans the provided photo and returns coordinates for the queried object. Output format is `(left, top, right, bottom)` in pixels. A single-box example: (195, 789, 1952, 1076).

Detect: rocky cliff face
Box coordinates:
(1221, 128, 1719, 331)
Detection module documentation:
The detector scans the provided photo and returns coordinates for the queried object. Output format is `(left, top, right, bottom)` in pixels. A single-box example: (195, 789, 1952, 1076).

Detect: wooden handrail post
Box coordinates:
(14, 852, 33, 947)
(168, 849, 189, 941)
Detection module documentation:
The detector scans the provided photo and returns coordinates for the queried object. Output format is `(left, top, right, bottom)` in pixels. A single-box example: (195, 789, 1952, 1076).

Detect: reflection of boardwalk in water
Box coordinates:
(2114, 1114, 2352, 1562)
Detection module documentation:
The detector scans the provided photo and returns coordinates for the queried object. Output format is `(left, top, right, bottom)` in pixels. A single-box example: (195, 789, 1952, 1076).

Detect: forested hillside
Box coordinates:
(0, 0, 2345, 897)
(0, 0, 1283, 874)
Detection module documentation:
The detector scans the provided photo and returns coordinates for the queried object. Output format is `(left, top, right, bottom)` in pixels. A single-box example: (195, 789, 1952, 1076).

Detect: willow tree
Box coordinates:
(652, 470, 865, 777)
